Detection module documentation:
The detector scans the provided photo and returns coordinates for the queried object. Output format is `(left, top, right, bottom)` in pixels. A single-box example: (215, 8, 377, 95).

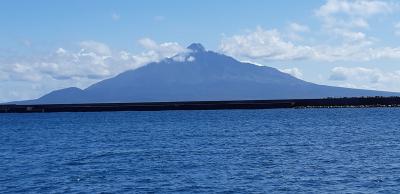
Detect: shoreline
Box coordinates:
(1, 97, 400, 113)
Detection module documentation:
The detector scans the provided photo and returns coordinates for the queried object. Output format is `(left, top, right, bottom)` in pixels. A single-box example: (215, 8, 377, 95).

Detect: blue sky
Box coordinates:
(1, 0, 400, 102)
(0, 0, 321, 51)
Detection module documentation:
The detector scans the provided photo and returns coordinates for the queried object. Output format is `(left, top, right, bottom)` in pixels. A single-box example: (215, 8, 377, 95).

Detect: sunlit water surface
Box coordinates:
(1, 108, 400, 193)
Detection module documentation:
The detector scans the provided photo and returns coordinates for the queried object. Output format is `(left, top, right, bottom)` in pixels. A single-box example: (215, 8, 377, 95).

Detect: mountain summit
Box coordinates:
(18, 43, 398, 104)
(187, 43, 206, 52)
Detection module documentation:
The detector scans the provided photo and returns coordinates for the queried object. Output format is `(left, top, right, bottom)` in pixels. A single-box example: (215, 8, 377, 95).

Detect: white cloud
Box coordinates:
(329, 66, 400, 92)
(187, 56, 195, 62)
(349, 18, 369, 28)
(172, 55, 186, 62)
(138, 38, 186, 58)
(1, 63, 42, 82)
(56, 48, 67, 55)
(79, 40, 112, 56)
(219, 26, 400, 62)
(172, 52, 196, 62)
(280, 67, 303, 78)
(316, 0, 393, 17)
(0, 39, 187, 102)
(220, 27, 316, 61)
(315, 0, 397, 44)
(332, 28, 367, 42)
(289, 22, 310, 33)
(138, 38, 158, 49)
(329, 66, 378, 81)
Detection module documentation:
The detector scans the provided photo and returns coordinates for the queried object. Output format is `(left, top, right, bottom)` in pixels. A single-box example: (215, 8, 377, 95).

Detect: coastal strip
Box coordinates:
(1, 97, 400, 113)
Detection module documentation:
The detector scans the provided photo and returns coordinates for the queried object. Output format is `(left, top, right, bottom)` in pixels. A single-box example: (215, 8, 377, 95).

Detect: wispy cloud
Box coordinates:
(0, 39, 187, 101)
(329, 66, 400, 92)
(280, 67, 303, 79)
(111, 13, 120, 21)
(79, 40, 112, 56)
(219, 0, 400, 63)
(219, 27, 316, 61)
(315, 0, 394, 18)
(315, 0, 397, 41)
(289, 22, 310, 33)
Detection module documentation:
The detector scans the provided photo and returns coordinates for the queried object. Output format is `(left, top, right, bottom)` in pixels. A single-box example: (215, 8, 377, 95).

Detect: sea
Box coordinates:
(1, 108, 400, 193)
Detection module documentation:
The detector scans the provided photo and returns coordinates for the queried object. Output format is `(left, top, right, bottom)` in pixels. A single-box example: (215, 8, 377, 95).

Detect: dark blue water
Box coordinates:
(1, 108, 400, 193)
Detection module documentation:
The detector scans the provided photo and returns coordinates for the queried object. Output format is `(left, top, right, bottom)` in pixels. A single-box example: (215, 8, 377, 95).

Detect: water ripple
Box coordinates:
(1, 108, 400, 193)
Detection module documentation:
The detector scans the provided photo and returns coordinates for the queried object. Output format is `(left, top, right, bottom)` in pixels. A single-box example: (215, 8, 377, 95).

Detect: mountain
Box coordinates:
(16, 43, 398, 104)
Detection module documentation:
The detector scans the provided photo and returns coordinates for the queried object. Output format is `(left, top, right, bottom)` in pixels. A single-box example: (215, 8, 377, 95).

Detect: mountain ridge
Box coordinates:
(14, 43, 399, 104)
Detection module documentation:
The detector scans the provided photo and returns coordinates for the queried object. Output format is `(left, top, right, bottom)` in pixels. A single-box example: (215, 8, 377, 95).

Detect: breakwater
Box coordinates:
(1, 97, 400, 113)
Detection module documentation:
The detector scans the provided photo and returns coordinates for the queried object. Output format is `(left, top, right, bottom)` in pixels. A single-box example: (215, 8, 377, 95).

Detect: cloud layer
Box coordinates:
(220, 0, 400, 62)
(1, 39, 187, 82)
(0, 39, 186, 101)
(329, 66, 400, 92)
(219, 27, 400, 62)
